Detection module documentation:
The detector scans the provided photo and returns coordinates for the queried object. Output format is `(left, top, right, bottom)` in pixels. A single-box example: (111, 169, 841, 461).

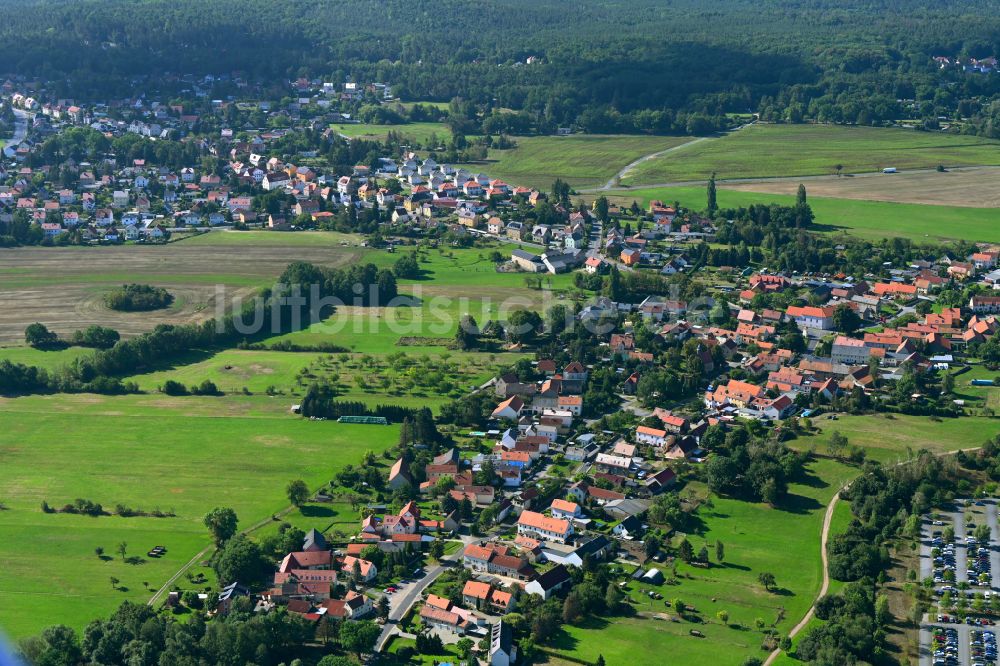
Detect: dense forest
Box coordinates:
(2, 0, 1000, 134)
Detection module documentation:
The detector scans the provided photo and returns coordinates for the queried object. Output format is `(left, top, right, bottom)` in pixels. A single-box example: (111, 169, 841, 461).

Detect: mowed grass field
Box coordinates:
(801, 413, 1000, 463)
(621, 124, 1000, 184)
(331, 121, 450, 145)
(0, 345, 91, 370)
(0, 393, 400, 638)
(603, 185, 1000, 244)
(477, 134, 694, 190)
(543, 457, 857, 666)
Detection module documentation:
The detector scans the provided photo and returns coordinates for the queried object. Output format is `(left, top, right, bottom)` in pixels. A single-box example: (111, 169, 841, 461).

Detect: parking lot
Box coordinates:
(919, 499, 1000, 666)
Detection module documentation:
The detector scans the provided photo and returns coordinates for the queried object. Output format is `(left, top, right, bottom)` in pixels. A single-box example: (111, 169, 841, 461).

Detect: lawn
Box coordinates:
(602, 185, 1000, 244)
(383, 636, 463, 665)
(951, 361, 1000, 412)
(621, 124, 1000, 184)
(478, 134, 694, 190)
(0, 393, 400, 638)
(331, 121, 450, 146)
(543, 457, 857, 666)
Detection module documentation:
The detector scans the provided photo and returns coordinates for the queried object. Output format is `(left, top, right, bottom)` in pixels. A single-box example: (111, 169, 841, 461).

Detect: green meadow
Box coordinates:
(544, 457, 857, 666)
(478, 134, 693, 190)
(621, 124, 1000, 184)
(331, 121, 450, 145)
(604, 185, 1000, 244)
(0, 345, 91, 370)
(0, 393, 399, 638)
(802, 413, 1000, 463)
(264, 244, 577, 353)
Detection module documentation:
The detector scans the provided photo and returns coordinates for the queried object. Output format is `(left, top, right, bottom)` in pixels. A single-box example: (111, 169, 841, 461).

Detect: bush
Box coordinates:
(24, 322, 59, 348)
(70, 325, 120, 349)
(104, 284, 173, 311)
(161, 380, 188, 396)
(191, 379, 220, 396)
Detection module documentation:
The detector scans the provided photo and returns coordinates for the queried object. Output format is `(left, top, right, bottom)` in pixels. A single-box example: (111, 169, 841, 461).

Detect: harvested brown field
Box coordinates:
(723, 166, 1000, 207)
(0, 241, 363, 343)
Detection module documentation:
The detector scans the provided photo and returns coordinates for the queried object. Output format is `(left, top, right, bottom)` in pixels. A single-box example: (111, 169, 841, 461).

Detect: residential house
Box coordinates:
(524, 564, 572, 599)
(462, 543, 536, 580)
(463, 581, 516, 614)
(636, 425, 668, 447)
(550, 499, 582, 521)
(517, 510, 573, 543)
(785, 305, 836, 331)
(340, 556, 377, 583)
(492, 396, 525, 420)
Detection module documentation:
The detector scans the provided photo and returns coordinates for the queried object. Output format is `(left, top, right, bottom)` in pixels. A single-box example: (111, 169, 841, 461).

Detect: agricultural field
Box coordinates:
(0, 234, 369, 343)
(0, 233, 574, 347)
(0, 392, 400, 638)
(620, 124, 1000, 185)
(601, 185, 1000, 244)
(330, 121, 450, 146)
(725, 166, 1000, 208)
(542, 457, 857, 666)
(478, 134, 694, 190)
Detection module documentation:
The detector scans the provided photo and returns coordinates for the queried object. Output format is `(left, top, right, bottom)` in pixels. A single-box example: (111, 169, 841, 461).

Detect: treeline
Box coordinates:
(703, 197, 977, 276)
(3, 0, 1000, 136)
(17, 600, 330, 666)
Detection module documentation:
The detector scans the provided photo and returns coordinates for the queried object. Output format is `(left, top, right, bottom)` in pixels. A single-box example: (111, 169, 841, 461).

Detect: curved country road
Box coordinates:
(762, 447, 980, 665)
(592, 137, 709, 191)
(762, 490, 840, 666)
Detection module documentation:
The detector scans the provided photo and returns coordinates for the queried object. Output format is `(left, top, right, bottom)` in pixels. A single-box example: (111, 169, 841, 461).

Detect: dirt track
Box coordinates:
(0, 242, 362, 343)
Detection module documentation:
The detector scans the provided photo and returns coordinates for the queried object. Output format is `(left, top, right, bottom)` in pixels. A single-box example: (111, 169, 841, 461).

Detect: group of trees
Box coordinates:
(829, 452, 964, 582)
(103, 284, 173, 311)
(298, 384, 418, 423)
(703, 426, 807, 504)
(705, 195, 977, 279)
(24, 323, 120, 350)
